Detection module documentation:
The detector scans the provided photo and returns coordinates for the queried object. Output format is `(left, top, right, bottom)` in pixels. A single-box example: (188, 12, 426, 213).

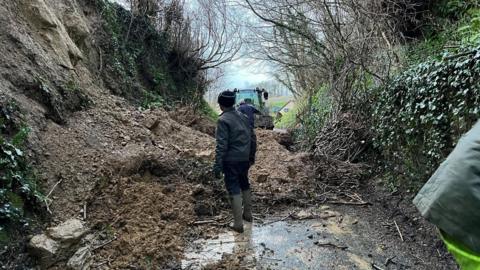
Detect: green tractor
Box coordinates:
(234, 88, 274, 130)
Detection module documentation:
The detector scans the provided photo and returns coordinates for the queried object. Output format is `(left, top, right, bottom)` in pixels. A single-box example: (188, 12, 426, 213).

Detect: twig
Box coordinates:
(263, 213, 292, 225)
(394, 220, 404, 242)
(191, 220, 217, 225)
(83, 203, 87, 220)
(326, 200, 369, 206)
(444, 50, 476, 61)
(260, 257, 283, 261)
(93, 261, 108, 267)
(372, 264, 385, 270)
(45, 201, 52, 214)
(207, 240, 249, 245)
(44, 179, 64, 214)
(46, 179, 63, 199)
(92, 237, 117, 251)
(314, 241, 348, 250)
(385, 255, 396, 266)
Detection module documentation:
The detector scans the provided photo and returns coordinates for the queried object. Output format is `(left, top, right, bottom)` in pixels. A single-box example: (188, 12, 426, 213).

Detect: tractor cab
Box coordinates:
(233, 88, 269, 110)
(233, 88, 274, 129)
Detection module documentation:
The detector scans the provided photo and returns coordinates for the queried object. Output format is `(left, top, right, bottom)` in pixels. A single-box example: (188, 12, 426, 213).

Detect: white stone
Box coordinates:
(47, 219, 87, 243)
(29, 234, 60, 267)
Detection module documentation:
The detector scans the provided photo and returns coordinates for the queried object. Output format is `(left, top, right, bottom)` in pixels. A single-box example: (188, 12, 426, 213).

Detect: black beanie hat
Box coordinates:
(218, 91, 236, 107)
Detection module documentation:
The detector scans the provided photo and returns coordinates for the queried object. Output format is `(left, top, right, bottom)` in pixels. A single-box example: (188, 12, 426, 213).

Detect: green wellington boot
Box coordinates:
(230, 194, 244, 233)
(242, 189, 253, 222)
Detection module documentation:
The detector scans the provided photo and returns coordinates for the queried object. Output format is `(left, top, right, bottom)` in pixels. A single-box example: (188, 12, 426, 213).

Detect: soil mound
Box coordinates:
(32, 94, 220, 267)
(170, 107, 217, 137)
(249, 130, 314, 205)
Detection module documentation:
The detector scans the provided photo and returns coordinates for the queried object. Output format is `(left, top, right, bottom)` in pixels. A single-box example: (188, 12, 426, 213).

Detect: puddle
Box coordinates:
(182, 210, 390, 269)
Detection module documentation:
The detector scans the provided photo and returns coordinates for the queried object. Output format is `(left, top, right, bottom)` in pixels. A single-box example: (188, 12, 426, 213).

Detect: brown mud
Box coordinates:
(3, 96, 458, 268)
(0, 0, 457, 268)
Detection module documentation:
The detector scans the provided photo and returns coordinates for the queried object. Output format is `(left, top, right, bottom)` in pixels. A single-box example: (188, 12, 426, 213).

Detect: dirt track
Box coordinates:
(30, 105, 457, 269)
(3, 91, 458, 269)
(0, 0, 460, 268)
(2, 88, 456, 269)
(183, 130, 458, 270)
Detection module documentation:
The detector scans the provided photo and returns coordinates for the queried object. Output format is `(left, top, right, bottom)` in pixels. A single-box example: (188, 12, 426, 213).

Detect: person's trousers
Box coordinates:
(223, 161, 250, 195)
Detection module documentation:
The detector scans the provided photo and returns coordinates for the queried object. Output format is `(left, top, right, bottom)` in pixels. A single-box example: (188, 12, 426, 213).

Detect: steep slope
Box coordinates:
(0, 0, 216, 268)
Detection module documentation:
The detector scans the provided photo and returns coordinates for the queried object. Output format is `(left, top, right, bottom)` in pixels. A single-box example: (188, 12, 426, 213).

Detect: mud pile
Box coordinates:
(0, 0, 366, 268)
(248, 130, 370, 207)
(249, 130, 314, 206)
(169, 106, 217, 137)
(30, 92, 223, 268)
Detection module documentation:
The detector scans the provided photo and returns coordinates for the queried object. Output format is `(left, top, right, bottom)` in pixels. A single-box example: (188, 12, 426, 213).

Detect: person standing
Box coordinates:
(213, 91, 257, 233)
(238, 98, 261, 129)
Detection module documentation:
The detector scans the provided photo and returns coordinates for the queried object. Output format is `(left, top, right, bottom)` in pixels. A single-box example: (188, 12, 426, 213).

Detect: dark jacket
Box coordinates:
(214, 107, 257, 171)
(238, 103, 260, 129)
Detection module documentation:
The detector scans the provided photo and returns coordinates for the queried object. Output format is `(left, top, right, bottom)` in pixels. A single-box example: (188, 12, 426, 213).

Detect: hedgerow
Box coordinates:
(372, 45, 480, 189)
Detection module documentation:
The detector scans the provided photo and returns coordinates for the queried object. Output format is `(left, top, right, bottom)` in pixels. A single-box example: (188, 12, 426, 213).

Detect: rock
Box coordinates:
(195, 150, 213, 159)
(22, 0, 58, 28)
(256, 174, 268, 183)
(29, 234, 60, 267)
(47, 219, 87, 243)
(292, 210, 314, 220)
(191, 184, 206, 196)
(67, 246, 92, 270)
(162, 184, 176, 194)
(63, 12, 90, 47)
(194, 202, 213, 216)
(20, 0, 84, 67)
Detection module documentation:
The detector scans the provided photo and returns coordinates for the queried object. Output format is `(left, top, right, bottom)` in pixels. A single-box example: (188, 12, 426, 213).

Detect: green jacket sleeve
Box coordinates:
(214, 118, 229, 171)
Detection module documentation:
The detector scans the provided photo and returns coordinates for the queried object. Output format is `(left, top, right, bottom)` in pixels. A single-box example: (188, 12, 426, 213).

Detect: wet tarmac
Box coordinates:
(182, 207, 416, 269)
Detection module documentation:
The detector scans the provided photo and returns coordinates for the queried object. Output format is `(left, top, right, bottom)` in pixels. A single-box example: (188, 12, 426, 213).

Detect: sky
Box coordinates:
(220, 58, 272, 90)
(111, 0, 279, 93)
